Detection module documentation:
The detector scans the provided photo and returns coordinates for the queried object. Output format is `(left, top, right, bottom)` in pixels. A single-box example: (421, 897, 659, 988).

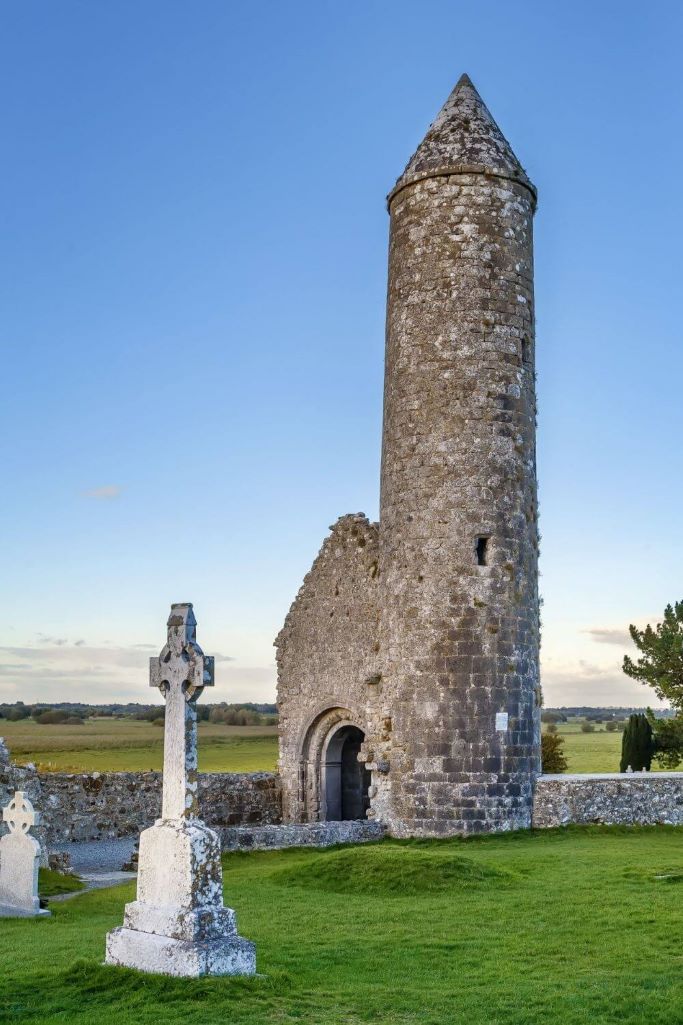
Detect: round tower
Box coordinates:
(377, 74, 541, 835)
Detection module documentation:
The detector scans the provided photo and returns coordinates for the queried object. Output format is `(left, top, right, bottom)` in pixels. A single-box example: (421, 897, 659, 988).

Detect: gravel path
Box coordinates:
(48, 838, 137, 902)
(49, 870, 135, 902)
(52, 837, 136, 874)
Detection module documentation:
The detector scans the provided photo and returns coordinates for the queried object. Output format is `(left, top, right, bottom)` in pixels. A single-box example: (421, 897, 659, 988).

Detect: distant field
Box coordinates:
(0, 715, 672, 775)
(0, 718, 279, 773)
(548, 719, 672, 774)
(550, 721, 623, 773)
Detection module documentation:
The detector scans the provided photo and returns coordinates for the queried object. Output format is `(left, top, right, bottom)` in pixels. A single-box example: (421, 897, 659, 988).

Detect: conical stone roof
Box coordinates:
(389, 74, 535, 204)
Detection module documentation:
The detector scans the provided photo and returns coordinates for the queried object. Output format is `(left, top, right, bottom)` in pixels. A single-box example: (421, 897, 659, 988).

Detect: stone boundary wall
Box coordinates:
(218, 820, 385, 851)
(0, 764, 281, 843)
(6, 754, 683, 845)
(533, 773, 683, 828)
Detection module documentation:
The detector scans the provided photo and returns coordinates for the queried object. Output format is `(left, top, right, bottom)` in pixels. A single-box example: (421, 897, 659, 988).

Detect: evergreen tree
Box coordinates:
(646, 709, 683, 769)
(623, 602, 683, 709)
(541, 732, 568, 774)
(620, 713, 654, 772)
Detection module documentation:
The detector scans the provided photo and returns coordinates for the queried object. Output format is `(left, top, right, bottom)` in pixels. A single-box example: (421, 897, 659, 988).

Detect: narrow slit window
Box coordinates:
(476, 536, 489, 566)
(521, 336, 530, 364)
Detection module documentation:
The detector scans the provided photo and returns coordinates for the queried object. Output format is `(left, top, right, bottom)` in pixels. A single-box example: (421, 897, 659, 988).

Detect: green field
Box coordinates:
(0, 716, 670, 775)
(3, 828, 683, 1024)
(546, 720, 670, 774)
(548, 721, 620, 774)
(0, 719, 278, 773)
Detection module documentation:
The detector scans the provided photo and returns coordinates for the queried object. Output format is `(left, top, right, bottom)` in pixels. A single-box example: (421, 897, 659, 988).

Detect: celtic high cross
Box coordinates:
(149, 603, 214, 820)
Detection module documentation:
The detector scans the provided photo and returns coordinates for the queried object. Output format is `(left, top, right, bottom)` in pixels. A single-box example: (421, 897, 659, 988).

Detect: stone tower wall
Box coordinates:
(377, 167, 541, 835)
(275, 514, 380, 822)
(275, 76, 542, 836)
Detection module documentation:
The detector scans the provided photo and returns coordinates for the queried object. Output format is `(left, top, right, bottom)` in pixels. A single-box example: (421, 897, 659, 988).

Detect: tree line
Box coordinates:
(0, 701, 278, 726)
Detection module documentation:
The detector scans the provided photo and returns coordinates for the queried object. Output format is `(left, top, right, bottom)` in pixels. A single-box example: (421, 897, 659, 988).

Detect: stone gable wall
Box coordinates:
(275, 514, 381, 822)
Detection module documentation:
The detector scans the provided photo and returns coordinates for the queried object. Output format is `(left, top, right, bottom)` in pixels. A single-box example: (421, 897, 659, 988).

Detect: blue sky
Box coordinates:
(1, 1, 681, 708)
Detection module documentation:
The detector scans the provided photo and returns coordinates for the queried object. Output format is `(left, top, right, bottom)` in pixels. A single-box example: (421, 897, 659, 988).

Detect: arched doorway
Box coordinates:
(323, 724, 371, 821)
(295, 706, 372, 823)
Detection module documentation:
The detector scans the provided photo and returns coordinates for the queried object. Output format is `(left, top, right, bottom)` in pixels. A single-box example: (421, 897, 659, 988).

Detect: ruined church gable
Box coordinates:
(275, 513, 380, 693)
(275, 514, 381, 821)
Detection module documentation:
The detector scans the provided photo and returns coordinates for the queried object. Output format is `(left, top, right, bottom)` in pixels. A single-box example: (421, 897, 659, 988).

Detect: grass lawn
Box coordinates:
(0, 719, 278, 773)
(2, 827, 683, 1024)
(38, 869, 85, 898)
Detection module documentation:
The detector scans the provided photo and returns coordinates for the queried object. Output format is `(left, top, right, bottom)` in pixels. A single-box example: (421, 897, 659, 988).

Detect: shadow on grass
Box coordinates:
(1, 959, 294, 1022)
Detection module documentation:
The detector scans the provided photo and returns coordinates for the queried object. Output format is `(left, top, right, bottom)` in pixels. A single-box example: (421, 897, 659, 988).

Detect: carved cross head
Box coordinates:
(149, 602, 214, 703)
(2, 791, 40, 835)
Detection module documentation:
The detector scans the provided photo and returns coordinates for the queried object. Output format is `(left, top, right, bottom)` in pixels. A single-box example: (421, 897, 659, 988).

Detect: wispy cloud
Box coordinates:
(0, 663, 111, 679)
(0, 644, 150, 669)
(541, 663, 659, 707)
(36, 635, 85, 648)
(37, 634, 68, 646)
(83, 485, 122, 500)
(0, 642, 275, 703)
(129, 645, 233, 661)
(541, 650, 666, 708)
(582, 627, 634, 647)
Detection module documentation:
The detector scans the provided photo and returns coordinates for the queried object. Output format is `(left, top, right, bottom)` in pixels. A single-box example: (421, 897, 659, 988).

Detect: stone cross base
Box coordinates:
(105, 927, 255, 977)
(105, 818, 255, 977)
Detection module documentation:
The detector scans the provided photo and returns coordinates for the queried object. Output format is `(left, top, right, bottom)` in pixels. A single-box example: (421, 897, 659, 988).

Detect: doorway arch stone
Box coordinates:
(297, 706, 371, 822)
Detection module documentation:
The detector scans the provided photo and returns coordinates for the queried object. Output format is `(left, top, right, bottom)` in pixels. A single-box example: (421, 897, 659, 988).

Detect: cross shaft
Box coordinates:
(149, 604, 214, 820)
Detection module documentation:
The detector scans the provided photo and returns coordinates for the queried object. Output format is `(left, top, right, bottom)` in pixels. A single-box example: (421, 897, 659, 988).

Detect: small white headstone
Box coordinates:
(495, 712, 509, 732)
(0, 791, 50, 917)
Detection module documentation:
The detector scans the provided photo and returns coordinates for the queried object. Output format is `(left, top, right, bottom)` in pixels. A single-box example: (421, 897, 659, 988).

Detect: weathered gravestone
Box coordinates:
(0, 791, 50, 917)
(105, 603, 255, 976)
